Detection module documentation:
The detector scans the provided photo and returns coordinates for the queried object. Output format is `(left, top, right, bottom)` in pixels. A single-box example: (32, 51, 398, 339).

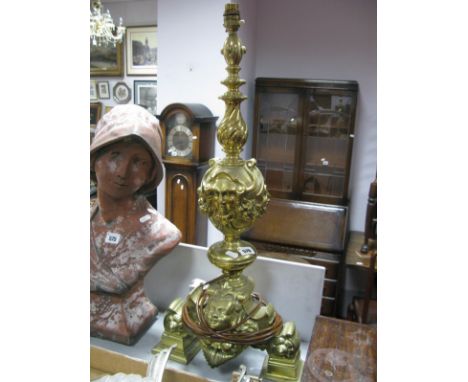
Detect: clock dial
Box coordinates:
(167, 124, 193, 158)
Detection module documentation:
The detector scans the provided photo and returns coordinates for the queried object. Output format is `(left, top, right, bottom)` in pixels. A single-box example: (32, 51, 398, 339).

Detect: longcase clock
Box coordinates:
(158, 103, 217, 245)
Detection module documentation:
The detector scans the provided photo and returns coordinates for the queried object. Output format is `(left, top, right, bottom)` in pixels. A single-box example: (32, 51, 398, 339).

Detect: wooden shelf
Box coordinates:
(306, 133, 349, 140)
(258, 160, 295, 170)
(259, 130, 297, 136)
(304, 165, 346, 175)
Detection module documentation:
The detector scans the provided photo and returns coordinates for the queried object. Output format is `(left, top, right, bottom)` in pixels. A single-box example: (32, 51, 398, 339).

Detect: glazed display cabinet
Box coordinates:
(244, 78, 358, 316)
(254, 78, 358, 205)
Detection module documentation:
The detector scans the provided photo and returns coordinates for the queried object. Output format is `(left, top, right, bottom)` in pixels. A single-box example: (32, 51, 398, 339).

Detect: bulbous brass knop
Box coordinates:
(198, 157, 269, 272)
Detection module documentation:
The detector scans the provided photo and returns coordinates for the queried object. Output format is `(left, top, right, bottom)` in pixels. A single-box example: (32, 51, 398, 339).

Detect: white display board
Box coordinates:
(91, 243, 325, 381)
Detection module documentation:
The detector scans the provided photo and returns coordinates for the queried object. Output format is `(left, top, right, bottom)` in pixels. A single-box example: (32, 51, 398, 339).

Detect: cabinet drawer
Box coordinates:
(299, 255, 339, 280)
(244, 198, 348, 252)
(320, 297, 335, 316)
(254, 242, 340, 280)
(322, 279, 337, 298)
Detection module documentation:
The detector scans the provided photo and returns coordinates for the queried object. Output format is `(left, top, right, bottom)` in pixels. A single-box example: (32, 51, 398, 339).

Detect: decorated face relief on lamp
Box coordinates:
(90, 104, 182, 345)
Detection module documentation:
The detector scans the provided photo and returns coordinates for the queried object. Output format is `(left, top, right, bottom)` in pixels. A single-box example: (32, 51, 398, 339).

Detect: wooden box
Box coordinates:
(91, 345, 209, 382)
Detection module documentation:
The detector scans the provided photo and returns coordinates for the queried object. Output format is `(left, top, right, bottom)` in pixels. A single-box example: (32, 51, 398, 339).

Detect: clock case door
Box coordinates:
(164, 163, 209, 245)
(158, 103, 217, 164)
(157, 103, 218, 245)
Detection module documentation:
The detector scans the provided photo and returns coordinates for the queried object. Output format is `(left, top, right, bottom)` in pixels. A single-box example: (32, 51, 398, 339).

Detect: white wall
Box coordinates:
(253, 0, 377, 231)
(156, 0, 226, 136)
(237, 0, 258, 161)
(103, 0, 157, 27)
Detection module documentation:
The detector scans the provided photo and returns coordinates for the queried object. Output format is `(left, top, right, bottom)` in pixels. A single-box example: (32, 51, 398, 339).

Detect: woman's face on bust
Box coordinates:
(94, 140, 153, 200)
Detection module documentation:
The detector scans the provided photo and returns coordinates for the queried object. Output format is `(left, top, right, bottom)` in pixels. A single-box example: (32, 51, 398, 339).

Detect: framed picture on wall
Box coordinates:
(90, 102, 102, 127)
(126, 26, 157, 76)
(91, 42, 124, 77)
(97, 81, 110, 99)
(113, 82, 132, 104)
(90, 80, 98, 101)
(134, 80, 157, 115)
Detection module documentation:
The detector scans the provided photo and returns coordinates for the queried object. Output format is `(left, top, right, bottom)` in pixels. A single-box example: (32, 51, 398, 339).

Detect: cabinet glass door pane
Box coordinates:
(257, 92, 300, 195)
(303, 93, 354, 199)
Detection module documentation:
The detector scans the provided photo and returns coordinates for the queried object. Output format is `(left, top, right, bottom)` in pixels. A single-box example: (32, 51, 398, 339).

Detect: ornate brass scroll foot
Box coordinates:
(262, 353, 303, 382)
(152, 298, 201, 364)
(261, 322, 303, 382)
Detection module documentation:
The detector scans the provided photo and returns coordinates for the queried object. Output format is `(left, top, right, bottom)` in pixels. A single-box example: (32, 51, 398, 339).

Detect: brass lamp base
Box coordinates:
(262, 352, 304, 382)
(152, 298, 201, 364)
(155, 296, 304, 382)
(152, 330, 200, 365)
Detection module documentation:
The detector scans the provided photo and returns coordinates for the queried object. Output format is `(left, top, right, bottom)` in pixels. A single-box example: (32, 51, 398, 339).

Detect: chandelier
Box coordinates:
(90, 0, 125, 47)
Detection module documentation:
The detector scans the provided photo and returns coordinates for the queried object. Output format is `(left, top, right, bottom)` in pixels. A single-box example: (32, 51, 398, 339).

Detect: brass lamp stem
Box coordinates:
(217, 3, 248, 160)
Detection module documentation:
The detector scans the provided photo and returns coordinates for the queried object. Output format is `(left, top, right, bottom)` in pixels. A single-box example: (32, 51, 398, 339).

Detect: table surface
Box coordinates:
(91, 313, 311, 381)
(301, 316, 377, 382)
(91, 315, 376, 382)
(345, 231, 377, 270)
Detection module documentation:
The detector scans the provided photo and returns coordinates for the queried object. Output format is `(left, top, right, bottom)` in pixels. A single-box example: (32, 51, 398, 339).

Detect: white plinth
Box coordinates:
(91, 243, 325, 381)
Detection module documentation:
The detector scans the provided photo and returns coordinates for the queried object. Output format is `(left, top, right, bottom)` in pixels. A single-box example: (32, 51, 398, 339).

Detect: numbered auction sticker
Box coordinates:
(238, 247, 255, 256)
(105, 232, 121, 245)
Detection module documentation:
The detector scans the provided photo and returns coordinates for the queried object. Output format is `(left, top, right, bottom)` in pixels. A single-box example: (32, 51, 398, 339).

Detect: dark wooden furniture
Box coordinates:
(244, 198, 347, 316)
(344, 232, 377, 324)
(360, 177, 377, 253)
(253, 78, 358, 205)
(346, 232, 374, 268)
(163, 162, 209, 245)
(348, 179, 377, 324)
(158, 103, 217, 245)
(90, 102, 102, 143)
(244, 78, 358, 316)
(347, 249, 377, 324)
(90, 102, 102, 127)
(301, 316, 377, 382)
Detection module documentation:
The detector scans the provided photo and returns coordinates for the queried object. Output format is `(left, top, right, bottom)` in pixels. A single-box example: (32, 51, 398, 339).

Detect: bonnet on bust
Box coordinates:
(90, 104, 164, 195)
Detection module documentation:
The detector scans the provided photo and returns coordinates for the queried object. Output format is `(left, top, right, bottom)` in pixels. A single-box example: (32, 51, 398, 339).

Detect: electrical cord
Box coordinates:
(181, 279, 283, 345)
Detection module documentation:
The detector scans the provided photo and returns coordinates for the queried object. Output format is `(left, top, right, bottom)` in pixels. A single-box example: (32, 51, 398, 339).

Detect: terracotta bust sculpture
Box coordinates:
(90, 104, 181, 345)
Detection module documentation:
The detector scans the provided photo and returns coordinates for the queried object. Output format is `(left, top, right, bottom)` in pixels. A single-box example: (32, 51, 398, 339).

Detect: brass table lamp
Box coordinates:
(154, 4, 302, 381)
